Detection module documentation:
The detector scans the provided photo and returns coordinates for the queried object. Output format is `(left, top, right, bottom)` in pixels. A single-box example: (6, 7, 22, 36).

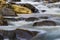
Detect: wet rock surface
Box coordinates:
(4, 17, 26, 21)
(0, 29, 38, 40)
(41, 10, 46, 12)
(0, 15, 8, 26)
(2, 7, 17, 16)
(39, 16, 48, 19)
(25, 17, 39, 21)
(33, 21, 56, 26)
(20, 4, 39, 13)
(0, 30, 16, 40)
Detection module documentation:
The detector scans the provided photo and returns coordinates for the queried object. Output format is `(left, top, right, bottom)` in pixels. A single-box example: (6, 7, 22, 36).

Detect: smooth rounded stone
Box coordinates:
(2, 7, 17, 16)
(25, 17, 39, 21)
(16, 29, 34, 40)
(33, 21, 56, 26)
(20, 4, 39, 13)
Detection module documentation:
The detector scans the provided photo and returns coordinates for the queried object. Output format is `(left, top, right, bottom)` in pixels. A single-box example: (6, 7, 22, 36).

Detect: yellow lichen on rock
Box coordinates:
(11, 5, 32, 14)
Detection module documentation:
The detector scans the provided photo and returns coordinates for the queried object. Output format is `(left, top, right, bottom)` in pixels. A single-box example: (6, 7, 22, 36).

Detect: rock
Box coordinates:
(2, 7, 17, 16)
(0, 30, 17, 40)
(41, 10, 46, 12)
(25, 17, 39, 21)
(20, 4, 39, 13)
(0, 35, 3, 40)
(33, 21, 56, 26)
(16, 29, 34, 40)
(0, 15, 8, 26)
(40, 16, 48, 19)
(11, 0, 21, 2)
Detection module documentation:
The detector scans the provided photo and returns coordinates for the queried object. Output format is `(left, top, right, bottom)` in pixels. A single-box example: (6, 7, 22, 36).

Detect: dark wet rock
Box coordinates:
(0, 29, 38, 40)
(0, 35, 3, 40)
(0, 20, 8, 26)
(4, 18, 18, 21)
(11, 0, 21, 2)
(0, 16, 8, 26)
(2, 7, 17, 16)
(40, 16, 48, 19)
(45, 0, 60, 3)
(34, 0, 40, 2)
(41, 10, 46, 12)
(4, 17, 25, 21)
(31, 31, 38, 36)
(25, 17, 39, 21)
(20, 4, 39, 13)
(19, 17, 25, 20)
(33, 21, 56, 26)
(0, 30, 17, 40)
(16, 29, 36, 40)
